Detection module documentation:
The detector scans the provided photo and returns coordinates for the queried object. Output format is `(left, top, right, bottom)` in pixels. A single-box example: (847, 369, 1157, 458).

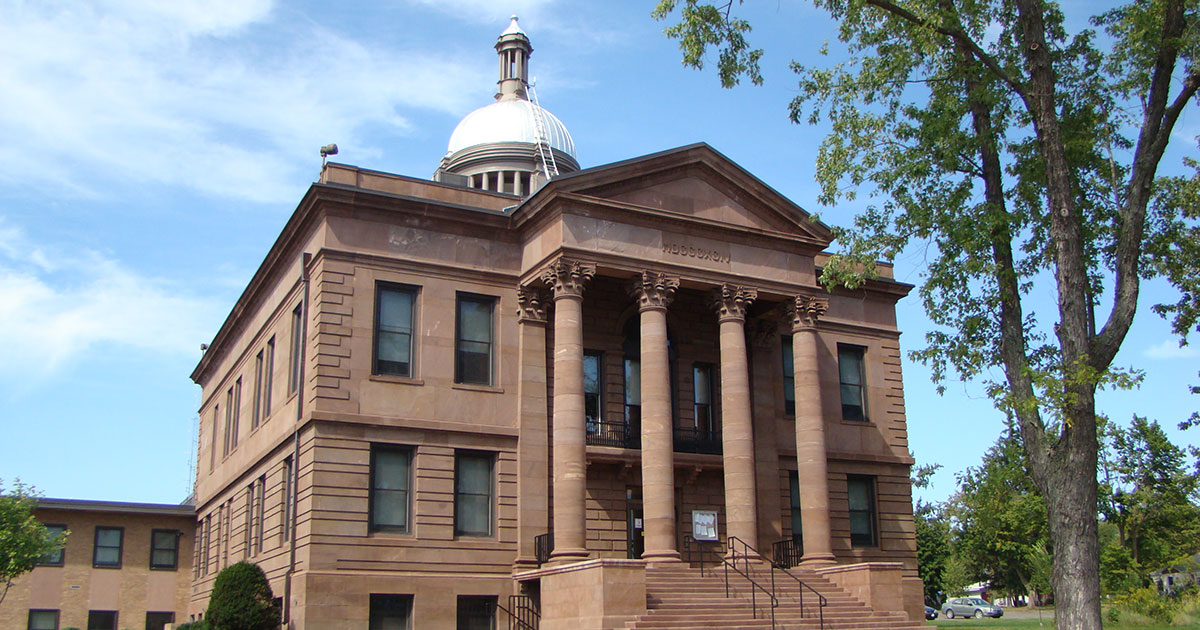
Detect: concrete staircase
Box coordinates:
(625, 563, 925, 630)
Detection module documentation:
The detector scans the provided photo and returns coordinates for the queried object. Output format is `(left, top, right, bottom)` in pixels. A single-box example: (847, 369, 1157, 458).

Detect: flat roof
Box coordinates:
(36, 497, 195, 517)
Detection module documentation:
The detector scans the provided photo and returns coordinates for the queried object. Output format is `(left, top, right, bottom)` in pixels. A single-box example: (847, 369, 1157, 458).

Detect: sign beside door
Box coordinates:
(692, 510, 718, 541)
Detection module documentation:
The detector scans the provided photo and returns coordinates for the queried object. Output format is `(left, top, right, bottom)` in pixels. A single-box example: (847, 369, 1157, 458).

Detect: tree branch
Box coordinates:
(863, 0, 1029, 99)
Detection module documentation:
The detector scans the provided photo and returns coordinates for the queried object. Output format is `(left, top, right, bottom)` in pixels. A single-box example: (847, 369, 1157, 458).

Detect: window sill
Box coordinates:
(150, 566, 179, 572)
(451, 383, 504, 394)
(840, 418, 872, 425)
(370, 375, 425, 386)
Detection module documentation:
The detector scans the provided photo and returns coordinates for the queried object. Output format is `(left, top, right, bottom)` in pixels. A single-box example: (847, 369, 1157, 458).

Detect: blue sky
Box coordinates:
(0, 0, 1195, 506)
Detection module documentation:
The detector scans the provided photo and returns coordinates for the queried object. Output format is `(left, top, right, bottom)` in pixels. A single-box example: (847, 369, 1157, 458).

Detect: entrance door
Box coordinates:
(627, 501, 644, 559)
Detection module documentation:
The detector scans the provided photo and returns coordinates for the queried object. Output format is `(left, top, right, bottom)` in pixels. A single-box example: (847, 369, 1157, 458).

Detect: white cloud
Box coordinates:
(0, 0, 489, 203)
(0, 221, 223, 376)
(1144, 338, 1200, 359)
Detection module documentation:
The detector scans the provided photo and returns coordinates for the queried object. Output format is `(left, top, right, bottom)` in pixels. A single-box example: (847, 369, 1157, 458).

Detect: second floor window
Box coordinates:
(375, 284, 417, 377)
(455, 294, 494, 386)
(838, 345, 867, 421)
(584, 351, 602, 433)
(692, 363, 716, 439)
(454, 452, 493, 537)
(150, 529, 179, 570)
(371, 445, 412, 533)
(93, 526, 122, 568)
(39, 524, 66, 566)
(782, 336, 795, 415)
(289, 303, 302, 394)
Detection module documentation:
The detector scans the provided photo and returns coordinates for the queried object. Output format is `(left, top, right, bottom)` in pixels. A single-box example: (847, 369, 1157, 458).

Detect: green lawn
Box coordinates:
(923, 607, 1186, 630)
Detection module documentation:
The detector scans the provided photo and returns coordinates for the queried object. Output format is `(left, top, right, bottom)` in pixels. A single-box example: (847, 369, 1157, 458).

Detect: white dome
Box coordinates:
(446, 99, 576, 159)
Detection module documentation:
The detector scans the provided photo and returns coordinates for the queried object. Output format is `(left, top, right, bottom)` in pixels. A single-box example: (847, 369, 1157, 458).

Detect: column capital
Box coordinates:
(516, 287, 549, 324)
(629, 271, 680, 312)
(711, 284, 758, 322)
(540, 257, 596, 299)
(790, 294, 829, 331)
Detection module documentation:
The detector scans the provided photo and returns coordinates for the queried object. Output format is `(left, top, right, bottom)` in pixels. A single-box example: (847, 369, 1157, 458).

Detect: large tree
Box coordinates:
(0, 480, 65, 606)
(653, 1, 1200, 628)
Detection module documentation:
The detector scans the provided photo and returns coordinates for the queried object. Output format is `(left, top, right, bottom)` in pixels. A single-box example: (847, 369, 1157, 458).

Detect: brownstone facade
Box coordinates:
(188, 142, 924, 628)
(0, 499, 193, 630)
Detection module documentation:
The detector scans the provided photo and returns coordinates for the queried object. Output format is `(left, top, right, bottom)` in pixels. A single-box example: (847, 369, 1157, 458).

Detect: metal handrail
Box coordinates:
(497, 594, 539, 630)
(684, 535, 778, 628)
(732, 536, 827, 630)
(534, 533, 552, 567)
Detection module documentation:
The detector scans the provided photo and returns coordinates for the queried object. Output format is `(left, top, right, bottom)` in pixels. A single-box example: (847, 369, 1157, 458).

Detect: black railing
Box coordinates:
(498, 594, 539, 630)
(673, 426, 722, 454)
(771, 537, 803, 569)
(770, 551, 826, 628)
(534, 533, 552, 567)
(724, 536, 778, 628)
(682, 534, 722, 573)
(586, 417, 640, 449)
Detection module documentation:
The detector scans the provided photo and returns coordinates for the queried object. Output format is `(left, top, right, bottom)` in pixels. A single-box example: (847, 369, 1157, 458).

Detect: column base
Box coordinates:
(512, 556, 541, 573)
(641, 550, 682, 563)
(800, 553, 837, 568)
(549, 548, 590, 565)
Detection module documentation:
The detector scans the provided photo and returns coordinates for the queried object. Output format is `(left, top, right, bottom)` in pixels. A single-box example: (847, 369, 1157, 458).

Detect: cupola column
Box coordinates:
(791, 295, 837, 566)
(542, 258, 595, 564)
(495, 15, 532, 101)
(711, 284, 760, 556)
(631, 272, 681, 562)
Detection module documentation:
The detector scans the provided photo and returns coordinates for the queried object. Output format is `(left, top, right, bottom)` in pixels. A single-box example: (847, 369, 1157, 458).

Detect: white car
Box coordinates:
(943, 597, 1004, 619)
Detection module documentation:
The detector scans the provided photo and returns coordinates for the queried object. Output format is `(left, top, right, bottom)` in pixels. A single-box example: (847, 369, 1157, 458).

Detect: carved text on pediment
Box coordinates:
(661, 241, 730, 264)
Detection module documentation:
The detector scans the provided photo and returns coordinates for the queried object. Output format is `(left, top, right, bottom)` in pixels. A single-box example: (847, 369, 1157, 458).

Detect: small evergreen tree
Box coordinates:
(205, 561, 280, 630)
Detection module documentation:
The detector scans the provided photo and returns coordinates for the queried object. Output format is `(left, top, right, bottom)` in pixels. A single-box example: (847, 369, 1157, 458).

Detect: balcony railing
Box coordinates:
(586, 410, 640, 449)
(772, 537, 803, 569)
(674, 425, 722, 454)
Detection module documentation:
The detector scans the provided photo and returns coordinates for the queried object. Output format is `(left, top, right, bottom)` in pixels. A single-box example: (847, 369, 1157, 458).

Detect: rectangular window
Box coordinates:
(87, 610, 117, 630)
(230, 379, 242, 449)
(149, 529, 179, 570)
(838, 345, 867, 421)
(788, 471, 803, 543)
(782, 336, 795, 416)
(455, 294, 495, 385)
(370, 594, 413, 630)
(456, 595, 497, 630)
(252, 350, 264, 429)
(847, 475, 877, 547)
(454, 452, 494, 537)
(374, 284, 417, 377)
(624, 357, 641, 430)
(27, 610, 58, 630)
(245, 483, 254, 555)
(371, 446, 412, 533)
(584, 351, 602, 434)
(39, 524, 67, 566)
(92, 527, 122, 568)
(145, 612, 175, 630)
(223, 389, 233, 457)
(202, 516, 211, 575)
(282, 456, 293, 542)
(289, 303, 303, 394)
(210, 405, 218, 469)
(263, 337, 274, 420)
(255, 476, 265, 553)
(692, 363, 716, 439)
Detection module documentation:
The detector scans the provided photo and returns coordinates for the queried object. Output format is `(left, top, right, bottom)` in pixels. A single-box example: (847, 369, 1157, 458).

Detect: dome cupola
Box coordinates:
(434, 16, 579, 197)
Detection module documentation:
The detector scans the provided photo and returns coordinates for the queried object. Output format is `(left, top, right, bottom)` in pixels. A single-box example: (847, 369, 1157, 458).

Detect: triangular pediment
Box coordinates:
(527, 143, 833, 245)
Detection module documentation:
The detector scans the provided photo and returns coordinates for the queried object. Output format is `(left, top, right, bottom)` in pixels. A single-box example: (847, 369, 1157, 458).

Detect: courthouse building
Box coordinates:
(189, 17, 925, 629)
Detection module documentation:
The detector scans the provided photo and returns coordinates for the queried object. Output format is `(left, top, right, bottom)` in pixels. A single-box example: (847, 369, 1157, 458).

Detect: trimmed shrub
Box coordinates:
(176, 622, 211, 630)
(205, 561, 280, 630)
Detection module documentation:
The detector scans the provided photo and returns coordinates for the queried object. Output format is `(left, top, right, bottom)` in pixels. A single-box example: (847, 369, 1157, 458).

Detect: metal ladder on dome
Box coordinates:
(526, 81, 559, 180)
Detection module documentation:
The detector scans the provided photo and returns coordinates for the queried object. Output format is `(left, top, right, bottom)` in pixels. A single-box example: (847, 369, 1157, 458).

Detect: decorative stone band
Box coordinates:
(540, 257, 596, 299)
(790, 294, 829, 331)
(711, 284, 758, 322)
(516, 286, 548, 323)
(629, 271, 680, 312)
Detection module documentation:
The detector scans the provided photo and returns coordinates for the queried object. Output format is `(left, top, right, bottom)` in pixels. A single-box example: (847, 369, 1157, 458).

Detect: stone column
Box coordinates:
(631, 271, 681, 562)
(542, 258, 595, 563)
(712, 284, 759, 554)
(792, 295, 836, 566)
(514, 287, 549, 571)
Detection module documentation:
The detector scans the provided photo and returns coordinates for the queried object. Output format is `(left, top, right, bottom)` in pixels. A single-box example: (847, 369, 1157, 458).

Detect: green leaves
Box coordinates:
(653, 1, 764, 87)
(0, 480, 65, 607)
